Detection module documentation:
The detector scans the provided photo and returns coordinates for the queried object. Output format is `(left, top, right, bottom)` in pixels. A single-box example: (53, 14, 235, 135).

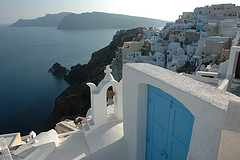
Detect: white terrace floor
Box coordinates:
(46, 120, 124, 160)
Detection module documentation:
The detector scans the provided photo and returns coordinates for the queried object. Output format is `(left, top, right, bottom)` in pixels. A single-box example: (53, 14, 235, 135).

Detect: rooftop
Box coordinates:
(125, 63, 234, 110)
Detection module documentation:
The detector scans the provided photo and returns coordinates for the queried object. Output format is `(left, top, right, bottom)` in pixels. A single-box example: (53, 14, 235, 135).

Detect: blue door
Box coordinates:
(146, 85, 194, 160)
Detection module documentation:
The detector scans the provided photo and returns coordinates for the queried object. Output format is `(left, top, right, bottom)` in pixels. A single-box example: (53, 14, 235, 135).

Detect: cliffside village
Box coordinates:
(113, 3, 240, 90)
(1, 3, 240, 160)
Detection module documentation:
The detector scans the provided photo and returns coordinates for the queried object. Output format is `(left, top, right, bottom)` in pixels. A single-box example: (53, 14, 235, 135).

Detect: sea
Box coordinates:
(0, 25, 118, 135)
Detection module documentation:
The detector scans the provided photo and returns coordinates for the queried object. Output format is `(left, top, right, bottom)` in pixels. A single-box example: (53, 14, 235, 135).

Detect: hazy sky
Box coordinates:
(1, 0, 240, 24)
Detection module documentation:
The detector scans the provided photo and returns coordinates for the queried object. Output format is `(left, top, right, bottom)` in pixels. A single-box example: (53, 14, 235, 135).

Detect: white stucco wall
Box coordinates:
(122, 63, 234, 160)
(218, 97, 240, 160)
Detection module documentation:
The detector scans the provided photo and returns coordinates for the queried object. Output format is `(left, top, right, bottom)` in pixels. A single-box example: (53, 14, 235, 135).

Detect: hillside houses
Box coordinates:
(115, 3, 240, 74)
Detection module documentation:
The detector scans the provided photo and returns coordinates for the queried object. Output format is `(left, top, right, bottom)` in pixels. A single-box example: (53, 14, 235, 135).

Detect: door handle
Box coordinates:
(160, 150, 168, 159)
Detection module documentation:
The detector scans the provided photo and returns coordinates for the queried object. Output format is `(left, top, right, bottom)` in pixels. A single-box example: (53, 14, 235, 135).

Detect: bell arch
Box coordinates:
(87, 65, 123, 126)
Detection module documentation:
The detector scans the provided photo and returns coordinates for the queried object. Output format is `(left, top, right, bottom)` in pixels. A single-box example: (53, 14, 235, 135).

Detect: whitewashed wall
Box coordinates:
(122, 63, 234, 160)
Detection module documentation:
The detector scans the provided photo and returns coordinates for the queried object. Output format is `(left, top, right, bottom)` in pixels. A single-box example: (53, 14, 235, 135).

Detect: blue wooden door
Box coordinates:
(146, 85, 194, 160)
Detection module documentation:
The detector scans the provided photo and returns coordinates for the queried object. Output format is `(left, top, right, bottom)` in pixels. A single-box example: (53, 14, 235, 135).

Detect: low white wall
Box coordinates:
(218, 97, 240, 160)
(123, 63, 234, 160)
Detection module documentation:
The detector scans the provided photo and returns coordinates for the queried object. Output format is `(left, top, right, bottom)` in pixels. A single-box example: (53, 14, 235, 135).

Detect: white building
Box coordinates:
(169, 22, 194, 31)
(220, 27, 240, 38)
(116, 41, 142, 65)
(122, 51, 142, 63)
(142, 28, 160, 41)
(196, 31, 207, 55)
(187, 42, 198, 56)
(168, 42, 181, 54)
(217, 19, 237, 34)
(193, 6, 211, 30)
(149, 33, 164, 52)
(153, 52, 165, 67)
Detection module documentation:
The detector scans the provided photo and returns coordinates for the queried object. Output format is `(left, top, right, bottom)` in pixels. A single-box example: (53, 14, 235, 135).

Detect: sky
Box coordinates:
(1, 0, 240, 24)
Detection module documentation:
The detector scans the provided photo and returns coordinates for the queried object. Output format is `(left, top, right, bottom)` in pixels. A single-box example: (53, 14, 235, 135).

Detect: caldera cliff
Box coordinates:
(44, 27, 144, 130)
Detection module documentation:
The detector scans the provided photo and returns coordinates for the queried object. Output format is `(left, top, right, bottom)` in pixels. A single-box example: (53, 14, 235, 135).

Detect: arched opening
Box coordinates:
(106, 86, 115, 106)
(106, 86, 116, 117)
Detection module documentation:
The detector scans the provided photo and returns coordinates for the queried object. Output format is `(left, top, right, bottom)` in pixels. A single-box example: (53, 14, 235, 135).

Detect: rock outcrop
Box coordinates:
(44, 27, 145, 130)
(58, 12, 167, 30)
(48, 62, 70, 76)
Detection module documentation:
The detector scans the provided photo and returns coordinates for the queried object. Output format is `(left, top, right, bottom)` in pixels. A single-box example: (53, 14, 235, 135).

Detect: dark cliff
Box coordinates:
(44, 27, 145, 130)
(58, 12, 167, 30)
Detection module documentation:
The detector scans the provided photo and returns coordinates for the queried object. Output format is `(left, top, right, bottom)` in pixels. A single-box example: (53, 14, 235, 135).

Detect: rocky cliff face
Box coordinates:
(44, 27, 145, 130)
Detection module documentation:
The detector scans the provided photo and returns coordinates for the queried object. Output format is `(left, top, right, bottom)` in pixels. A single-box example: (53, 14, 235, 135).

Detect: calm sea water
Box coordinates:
(0, 25, 117, 135)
